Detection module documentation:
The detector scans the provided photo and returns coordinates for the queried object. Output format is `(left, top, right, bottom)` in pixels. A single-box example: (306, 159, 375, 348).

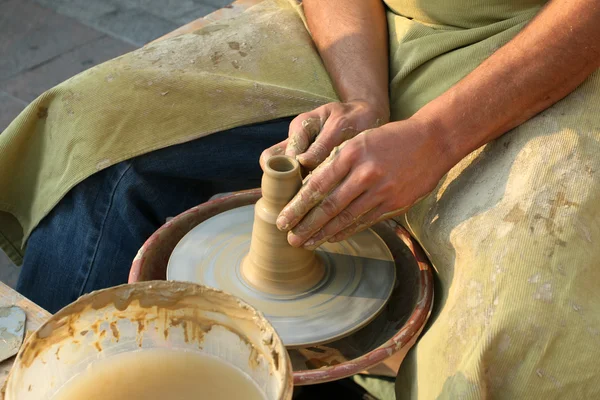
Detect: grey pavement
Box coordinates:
(0, 0, 231, 288)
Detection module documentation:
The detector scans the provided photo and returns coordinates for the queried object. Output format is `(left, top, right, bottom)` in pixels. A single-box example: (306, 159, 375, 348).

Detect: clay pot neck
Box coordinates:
(241, 156, 324, 295)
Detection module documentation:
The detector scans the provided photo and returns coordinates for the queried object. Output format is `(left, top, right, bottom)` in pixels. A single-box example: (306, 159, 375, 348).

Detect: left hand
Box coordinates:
(259, 100, 387, 172)
(276, 117, 451, 249)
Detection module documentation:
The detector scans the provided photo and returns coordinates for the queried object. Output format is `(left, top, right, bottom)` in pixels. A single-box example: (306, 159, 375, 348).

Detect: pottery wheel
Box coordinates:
(167, 205, 396, 347)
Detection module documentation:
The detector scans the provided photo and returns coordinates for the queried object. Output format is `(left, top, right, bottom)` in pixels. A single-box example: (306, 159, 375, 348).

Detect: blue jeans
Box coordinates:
(17, 119, 290, 313)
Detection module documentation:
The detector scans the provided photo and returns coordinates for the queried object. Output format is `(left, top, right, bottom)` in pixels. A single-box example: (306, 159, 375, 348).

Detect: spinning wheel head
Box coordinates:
(167, 205, 396, 347)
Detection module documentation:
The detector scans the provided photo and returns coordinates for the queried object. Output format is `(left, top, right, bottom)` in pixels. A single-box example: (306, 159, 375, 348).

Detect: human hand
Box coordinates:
(275, 118, 452, 249)
(260, 101, 388, 171)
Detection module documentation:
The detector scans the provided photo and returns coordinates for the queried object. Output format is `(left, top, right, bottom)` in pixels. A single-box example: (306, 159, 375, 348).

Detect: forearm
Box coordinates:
(303, 0, 390, 118)
(416, 0, 600, 168)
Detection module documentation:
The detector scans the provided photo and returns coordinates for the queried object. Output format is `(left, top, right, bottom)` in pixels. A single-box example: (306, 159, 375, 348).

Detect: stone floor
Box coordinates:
(0, 0, 231, 288)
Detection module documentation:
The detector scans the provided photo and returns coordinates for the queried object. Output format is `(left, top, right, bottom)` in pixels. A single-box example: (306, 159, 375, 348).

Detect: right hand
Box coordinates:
(260, 100, 389, 171)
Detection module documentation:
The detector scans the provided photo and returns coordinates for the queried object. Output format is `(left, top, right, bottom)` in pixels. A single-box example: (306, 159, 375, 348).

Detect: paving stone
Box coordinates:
(0, 92, 27, 133)
(35, 0, 117, 21)
(90, 8, 178, 46)
(0, 249, 19, 289)
(107, 0, 209, 21)
(201, 0, 233, 8)
(173, 4, 218, 26)
(0, 0, 104, 81)
(1, 36, 135, 103)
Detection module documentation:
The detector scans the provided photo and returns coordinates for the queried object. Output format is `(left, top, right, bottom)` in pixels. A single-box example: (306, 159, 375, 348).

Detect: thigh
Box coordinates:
(397, 72, 600, 398)
(17, 118, 290, 313)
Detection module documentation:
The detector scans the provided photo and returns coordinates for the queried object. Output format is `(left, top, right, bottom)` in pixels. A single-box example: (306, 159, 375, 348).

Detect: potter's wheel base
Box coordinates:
(167, 205, 396, 347)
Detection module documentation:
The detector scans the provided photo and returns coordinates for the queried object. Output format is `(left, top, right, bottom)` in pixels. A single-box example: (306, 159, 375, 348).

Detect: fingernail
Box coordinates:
(296, 154, 309, 165)
(276, 216, 289, 230)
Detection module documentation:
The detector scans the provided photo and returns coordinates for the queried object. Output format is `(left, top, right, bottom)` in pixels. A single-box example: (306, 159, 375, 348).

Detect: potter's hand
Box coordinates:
(276, 118, 450, 249)
(260, 101, 386, 171)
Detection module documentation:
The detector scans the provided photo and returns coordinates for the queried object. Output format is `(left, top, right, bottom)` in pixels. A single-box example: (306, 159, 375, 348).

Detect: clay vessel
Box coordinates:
(241, 155, 324, 295)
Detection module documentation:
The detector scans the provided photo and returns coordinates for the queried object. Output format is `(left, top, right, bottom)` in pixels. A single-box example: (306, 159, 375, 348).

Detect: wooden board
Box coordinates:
(0, 282, 51, 397)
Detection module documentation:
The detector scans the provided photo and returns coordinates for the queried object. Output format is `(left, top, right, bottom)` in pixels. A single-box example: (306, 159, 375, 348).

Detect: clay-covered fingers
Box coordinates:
(328, 199, 417, 244)
(299, 195, 382, 250)
(327, 206, 405, 244)
(285, 102, 385, 171)
(286, 111, 327, 158)
(286, 177, 374, 247)
(296, 118, 360, 170)
(279, 117, 451, 249)
(276, 144, 351, 234)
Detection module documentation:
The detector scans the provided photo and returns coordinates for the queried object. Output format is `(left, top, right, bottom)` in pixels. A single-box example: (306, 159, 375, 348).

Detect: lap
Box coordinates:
(17, 118, 290, 313)
(398, 71, 600, 398)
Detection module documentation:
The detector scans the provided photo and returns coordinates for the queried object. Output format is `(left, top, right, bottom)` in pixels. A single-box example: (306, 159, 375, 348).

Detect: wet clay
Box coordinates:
(241, 155, 324, 294)
(52, 348, 266, 400)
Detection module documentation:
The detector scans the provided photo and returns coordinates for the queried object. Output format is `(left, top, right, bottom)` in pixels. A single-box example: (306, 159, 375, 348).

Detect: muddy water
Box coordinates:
(52, 348, 266, 400)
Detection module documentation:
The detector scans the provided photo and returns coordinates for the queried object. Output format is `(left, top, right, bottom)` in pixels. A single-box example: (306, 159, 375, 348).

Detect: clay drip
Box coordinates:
(241, 156, 324, 295)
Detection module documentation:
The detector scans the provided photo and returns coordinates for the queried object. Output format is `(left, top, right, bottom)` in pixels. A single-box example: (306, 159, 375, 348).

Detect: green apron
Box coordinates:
(2, 1, 599, 397)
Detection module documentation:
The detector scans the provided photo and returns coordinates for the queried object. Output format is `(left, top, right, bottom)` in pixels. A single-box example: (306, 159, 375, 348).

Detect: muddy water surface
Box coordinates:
(52, 348, 266, 400)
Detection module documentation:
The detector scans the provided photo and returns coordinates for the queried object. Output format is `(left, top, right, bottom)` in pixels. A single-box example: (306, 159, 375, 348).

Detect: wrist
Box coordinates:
(407, 111, 461, 175)
(345, 97, 391, 125)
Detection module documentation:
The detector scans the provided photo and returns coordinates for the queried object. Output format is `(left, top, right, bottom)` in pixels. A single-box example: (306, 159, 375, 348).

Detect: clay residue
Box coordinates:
(287, 117, 323, 156)
(210, 51, 223, 65)
(271, 349, 280, 370)
(37, 106, 48, 119)
(109, 321, 119, 342)
(503, 203, 525, 223)
(533, 191, 579, 237)
(90, 321, 100, 334)
(292, 346, 347, 371)
(301, 117, 322, 140)
(249, 347, 260, 369)
(169, 315, 214, 344)
(60, 90, 81, 116)
(15, 281, 284, 377)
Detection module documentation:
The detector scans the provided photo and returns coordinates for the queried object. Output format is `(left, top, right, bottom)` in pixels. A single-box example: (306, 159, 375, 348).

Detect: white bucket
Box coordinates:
(6, 281, 293, 400)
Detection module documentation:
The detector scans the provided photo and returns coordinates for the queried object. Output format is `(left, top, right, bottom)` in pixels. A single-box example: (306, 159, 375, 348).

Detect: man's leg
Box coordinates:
(17, 118, 290, 313)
